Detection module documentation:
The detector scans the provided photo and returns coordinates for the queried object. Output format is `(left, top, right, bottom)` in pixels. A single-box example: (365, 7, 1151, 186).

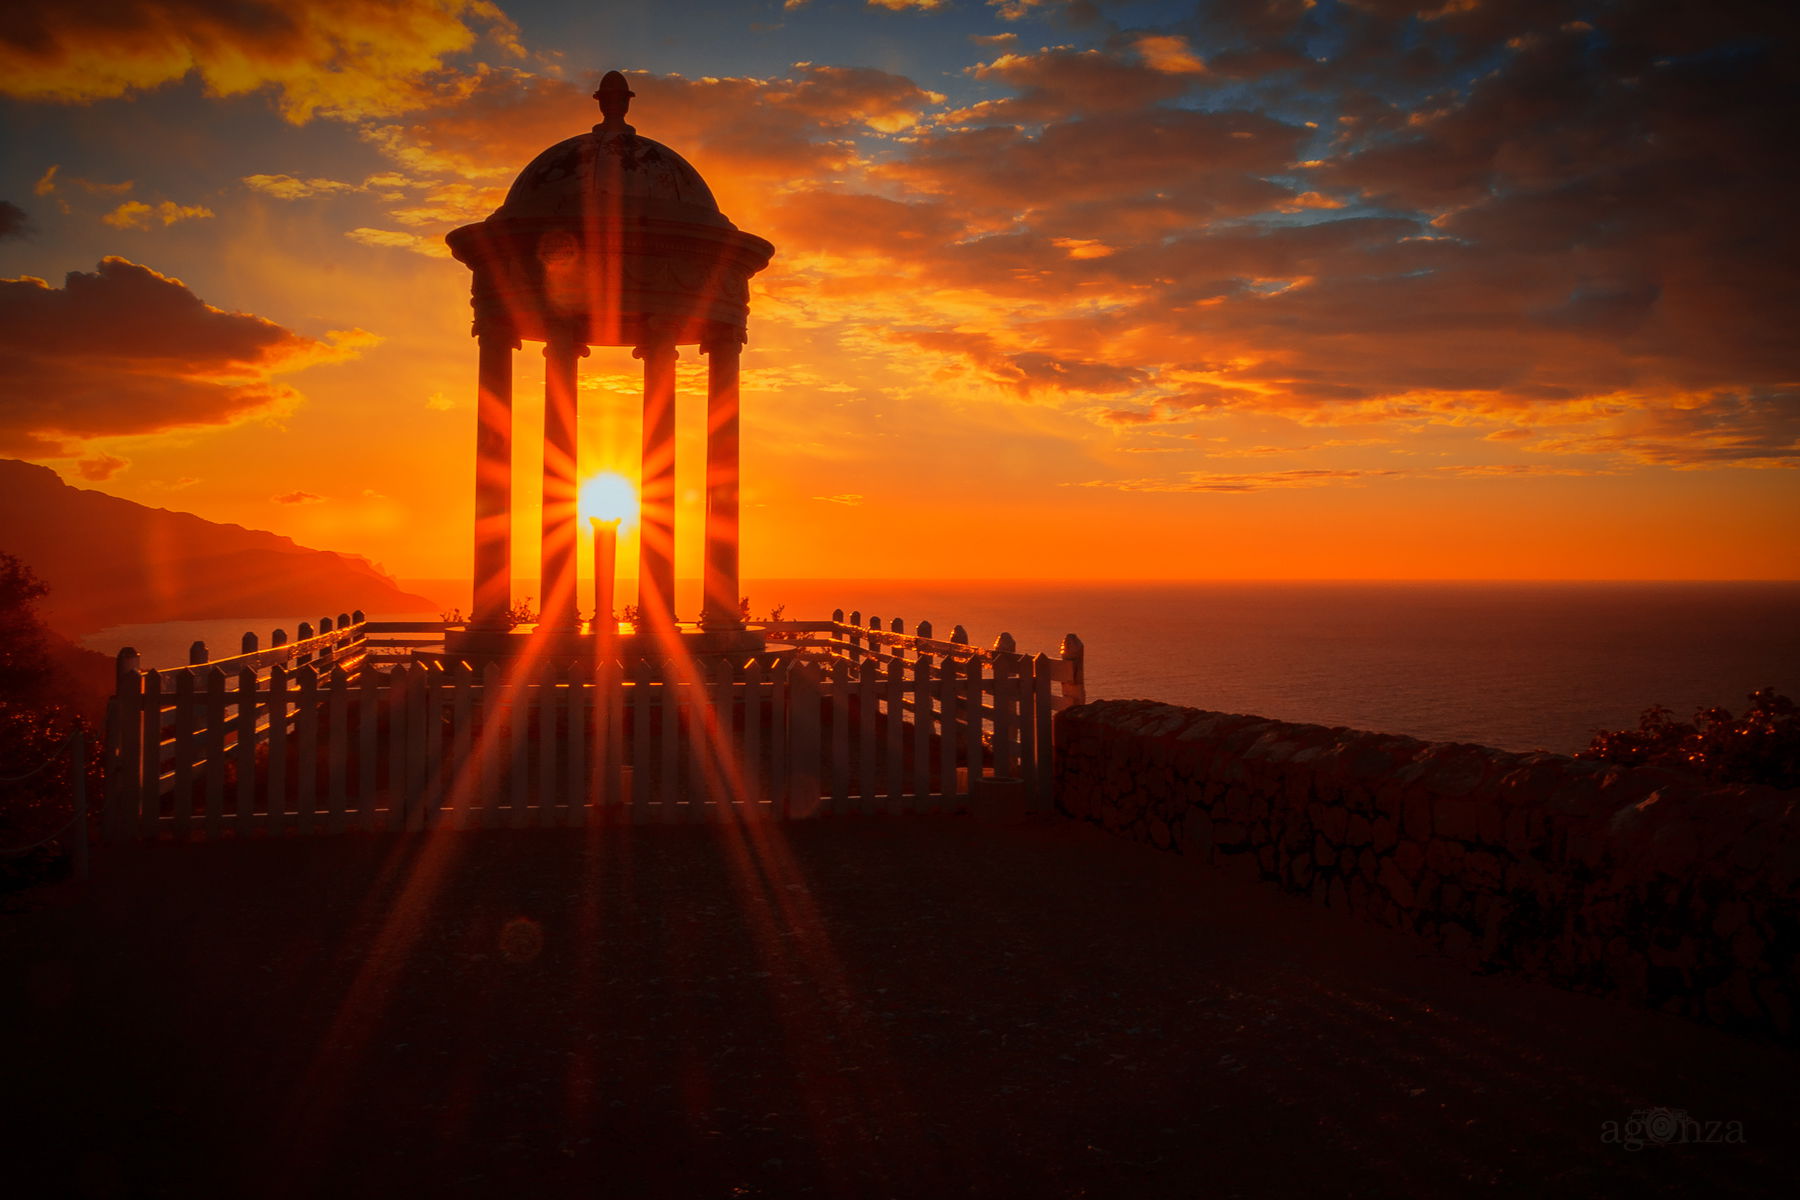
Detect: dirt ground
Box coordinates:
(4, 815, 1796, 1199)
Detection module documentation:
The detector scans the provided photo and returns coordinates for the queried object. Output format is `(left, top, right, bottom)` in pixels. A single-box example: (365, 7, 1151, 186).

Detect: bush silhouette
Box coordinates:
(1580, 688, 1799, 790)
(0, 552, 99, 889)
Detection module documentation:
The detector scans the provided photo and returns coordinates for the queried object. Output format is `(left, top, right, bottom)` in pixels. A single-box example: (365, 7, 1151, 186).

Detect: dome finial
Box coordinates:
(594, 70, 635, 133)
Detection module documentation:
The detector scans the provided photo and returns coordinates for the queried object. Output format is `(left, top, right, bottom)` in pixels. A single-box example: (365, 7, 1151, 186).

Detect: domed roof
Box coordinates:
(494, 71, 731, 229)
(447, 71, 773, 347)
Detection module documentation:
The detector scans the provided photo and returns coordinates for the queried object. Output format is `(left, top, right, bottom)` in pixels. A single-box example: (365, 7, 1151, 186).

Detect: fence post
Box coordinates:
(961, 655, 983, 805)
(268, 663, 290, 829)
(507, 663, 532, 828)
(742, 659, 765, 814)
(565, 662, 587, 826)
(172, 670, 196, 835)
(1032, 653, 1054, 814)
(1059, 633, 1085, 708)
(916, 620, 932, 641)
(236, 666, 258, 827)
(884, 656, 904, 812)
(102, 696, 119, 844)
(477, 662, 503, 827)
(430, 661, 459, 826)
(856, 657, 878, 813)
(407, 665, 430, 832)
(139, 670, 164, 838)
(767, 657, 789, 815)
(830, 658, 851, 813)
(202, 668, 227, 839)
(909, 654, 932, 807)
(787, 661, 821, 819)
(537, 661, 560, 825)
(935, 655, 957, 812)
(294, 665, 320, 833)
(992, 653, 1017, 783)
(327, 664, 350, 833)
(189, 641, 208, 666)
(630, 658, 653, 824)
(71, 729, 89, 881)
(658, 659, 682, 824)
(600, 656, 624, 815)
(110, 648, 141, 842)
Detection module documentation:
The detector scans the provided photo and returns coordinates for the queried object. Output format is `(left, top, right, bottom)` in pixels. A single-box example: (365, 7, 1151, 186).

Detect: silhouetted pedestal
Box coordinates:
(441, 624, 766, 669)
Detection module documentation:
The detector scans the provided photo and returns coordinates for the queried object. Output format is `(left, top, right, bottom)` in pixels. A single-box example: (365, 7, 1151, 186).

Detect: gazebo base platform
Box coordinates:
(430, 623, 768, 668)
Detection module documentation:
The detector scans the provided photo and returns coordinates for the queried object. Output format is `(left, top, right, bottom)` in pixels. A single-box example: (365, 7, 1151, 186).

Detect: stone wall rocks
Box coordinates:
(1054, 699, 1800, 1042)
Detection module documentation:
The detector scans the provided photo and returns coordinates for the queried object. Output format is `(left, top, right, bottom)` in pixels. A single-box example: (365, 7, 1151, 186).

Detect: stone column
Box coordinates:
(472, 331, 517, 629)
(634, 335, 680, 628)
(540, 333, 586, 631)
(700, 336, 742, 629)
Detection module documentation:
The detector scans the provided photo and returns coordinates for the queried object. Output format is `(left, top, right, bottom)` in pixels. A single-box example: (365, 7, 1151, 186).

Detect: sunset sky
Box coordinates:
(1, 0, 1795, 585)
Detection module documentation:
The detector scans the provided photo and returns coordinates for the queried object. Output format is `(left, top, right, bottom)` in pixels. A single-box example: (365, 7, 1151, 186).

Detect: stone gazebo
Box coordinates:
(445, 70, 774, 657)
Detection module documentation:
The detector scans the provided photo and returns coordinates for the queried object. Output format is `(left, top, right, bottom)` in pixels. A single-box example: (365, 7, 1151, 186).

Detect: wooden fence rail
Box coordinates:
(105, 646, 1070, 840)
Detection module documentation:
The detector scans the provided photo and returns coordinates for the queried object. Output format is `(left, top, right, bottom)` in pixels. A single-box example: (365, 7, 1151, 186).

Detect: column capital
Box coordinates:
(632, 340, 679, 362)
(543, 334, 590, 358)
(699, 332, 745, 356)
(473, 323, 521, 349)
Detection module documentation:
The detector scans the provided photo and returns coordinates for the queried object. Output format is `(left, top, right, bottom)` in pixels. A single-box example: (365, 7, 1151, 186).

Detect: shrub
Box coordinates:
(1580, 688, 1799, 790)
(0, 553, 98, 890)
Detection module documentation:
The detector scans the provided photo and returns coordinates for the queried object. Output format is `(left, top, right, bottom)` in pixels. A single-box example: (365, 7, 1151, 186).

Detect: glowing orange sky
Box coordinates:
(1, 0, 1794, 582)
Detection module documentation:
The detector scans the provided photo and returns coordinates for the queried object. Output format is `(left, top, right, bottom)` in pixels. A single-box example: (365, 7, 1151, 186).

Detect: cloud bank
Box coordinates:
(0, 257, 371, 456)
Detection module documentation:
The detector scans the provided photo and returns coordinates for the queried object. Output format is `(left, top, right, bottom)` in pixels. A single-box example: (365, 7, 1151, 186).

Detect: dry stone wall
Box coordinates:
(1054, 700, 1800, 1041)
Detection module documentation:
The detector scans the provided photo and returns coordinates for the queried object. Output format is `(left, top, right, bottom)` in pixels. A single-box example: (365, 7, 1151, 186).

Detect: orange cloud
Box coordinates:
(345, 227, 451, 257)
(102, 200, 216, 229)
(0, 257, 372, 456)
(33, 165, 133, 197)
(988, 0, 1057, 20)
(0, 0, 519, 122)
(76, 452, 128, 481)
(1136, 34, 1206, 75)
(890, 329, 1149, 397)
(959, 46, 1197, 122)
(242, 174, 361, 199)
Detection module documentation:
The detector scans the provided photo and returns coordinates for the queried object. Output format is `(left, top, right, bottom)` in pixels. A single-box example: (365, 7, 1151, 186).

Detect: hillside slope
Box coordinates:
(0, 459, 436, 637)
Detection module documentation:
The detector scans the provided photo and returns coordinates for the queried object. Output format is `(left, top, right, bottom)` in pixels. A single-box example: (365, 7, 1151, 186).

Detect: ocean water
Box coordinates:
(84, 580, 1800, 757)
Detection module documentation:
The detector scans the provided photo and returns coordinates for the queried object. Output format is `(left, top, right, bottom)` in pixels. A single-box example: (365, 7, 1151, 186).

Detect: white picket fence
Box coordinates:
(104, 613, 1085, 840)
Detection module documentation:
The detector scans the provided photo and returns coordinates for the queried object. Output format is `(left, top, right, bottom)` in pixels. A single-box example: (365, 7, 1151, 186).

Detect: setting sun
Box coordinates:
(579, 471, 637, 525)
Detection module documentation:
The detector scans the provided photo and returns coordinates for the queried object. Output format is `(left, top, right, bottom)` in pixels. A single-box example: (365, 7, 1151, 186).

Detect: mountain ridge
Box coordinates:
(0, 459, 437, 637)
